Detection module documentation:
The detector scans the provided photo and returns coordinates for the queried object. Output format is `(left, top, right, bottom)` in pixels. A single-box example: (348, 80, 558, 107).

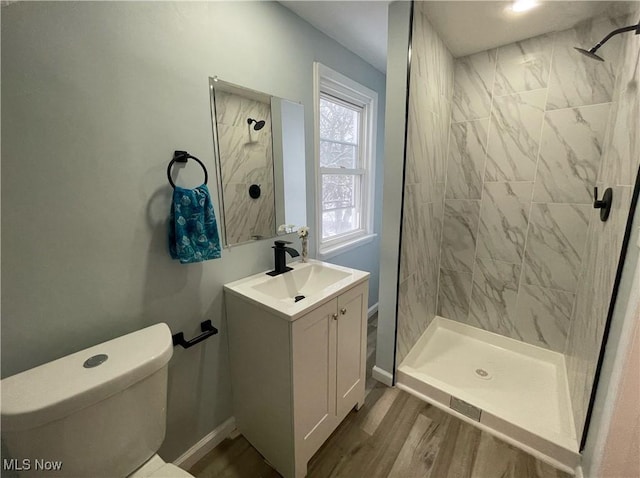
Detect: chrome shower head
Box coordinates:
(247, 118, 266, 131)
(574, 47, 605, 62)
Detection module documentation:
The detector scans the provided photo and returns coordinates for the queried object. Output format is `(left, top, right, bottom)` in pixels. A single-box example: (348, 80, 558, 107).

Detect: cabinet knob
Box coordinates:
(332, 313, 338, 320)
(340, 308, 347, 315)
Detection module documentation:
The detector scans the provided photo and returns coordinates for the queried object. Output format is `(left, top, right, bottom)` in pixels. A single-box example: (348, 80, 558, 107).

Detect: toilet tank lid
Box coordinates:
(1, 323, 174, 432)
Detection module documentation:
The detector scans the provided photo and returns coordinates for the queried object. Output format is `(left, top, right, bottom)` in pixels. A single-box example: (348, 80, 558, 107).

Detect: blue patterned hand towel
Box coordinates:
(169, 185, 221, 263)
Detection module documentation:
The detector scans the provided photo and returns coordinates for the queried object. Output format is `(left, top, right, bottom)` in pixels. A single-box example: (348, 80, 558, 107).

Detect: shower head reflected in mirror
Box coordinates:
(574, 21, 640, 62)
(247, 118, 266, 131)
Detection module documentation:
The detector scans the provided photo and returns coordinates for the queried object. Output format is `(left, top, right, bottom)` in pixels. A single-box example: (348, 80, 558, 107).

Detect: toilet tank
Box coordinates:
(1, 323, 174, 478)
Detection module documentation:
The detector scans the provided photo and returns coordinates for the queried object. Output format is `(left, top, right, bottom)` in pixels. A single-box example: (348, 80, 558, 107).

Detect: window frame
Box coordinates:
(313, 62, 377, 258)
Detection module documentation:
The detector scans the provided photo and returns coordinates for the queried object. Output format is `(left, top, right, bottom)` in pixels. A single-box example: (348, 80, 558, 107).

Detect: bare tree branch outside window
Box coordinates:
(319, 96, 363, 238)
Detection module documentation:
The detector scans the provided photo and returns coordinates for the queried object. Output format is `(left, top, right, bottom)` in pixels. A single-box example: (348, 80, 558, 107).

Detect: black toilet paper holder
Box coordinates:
(172, 320, 218, 349)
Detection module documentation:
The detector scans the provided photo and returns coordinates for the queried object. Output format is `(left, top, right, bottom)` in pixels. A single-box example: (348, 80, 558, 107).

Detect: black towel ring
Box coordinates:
(167, 150, 208, 189)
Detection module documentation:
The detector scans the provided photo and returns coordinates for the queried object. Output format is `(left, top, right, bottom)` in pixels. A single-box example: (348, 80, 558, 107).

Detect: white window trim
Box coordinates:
(317, 232, 378, 260)
(313, 62, 377, 258)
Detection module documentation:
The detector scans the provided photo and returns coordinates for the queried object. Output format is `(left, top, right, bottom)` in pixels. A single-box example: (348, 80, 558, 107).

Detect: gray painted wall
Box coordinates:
(376, 1, 412, 377)
(1, 1, 384, 460)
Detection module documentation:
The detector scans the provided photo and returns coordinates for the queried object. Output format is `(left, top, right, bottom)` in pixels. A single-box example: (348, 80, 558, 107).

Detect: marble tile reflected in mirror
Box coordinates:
(209, 78, 306, 247)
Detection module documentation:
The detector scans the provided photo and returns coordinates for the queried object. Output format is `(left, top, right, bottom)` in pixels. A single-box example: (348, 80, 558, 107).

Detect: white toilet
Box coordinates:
(1, 323, 193, 478)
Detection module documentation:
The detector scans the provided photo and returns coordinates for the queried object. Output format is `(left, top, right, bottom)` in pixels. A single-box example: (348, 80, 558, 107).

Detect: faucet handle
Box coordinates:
(274, 240, 292, 248)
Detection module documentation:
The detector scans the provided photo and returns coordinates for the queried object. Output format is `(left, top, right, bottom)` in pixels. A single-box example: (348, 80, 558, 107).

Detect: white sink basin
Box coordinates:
(251, 264, 351, 300)
(224, 260, 369, 320)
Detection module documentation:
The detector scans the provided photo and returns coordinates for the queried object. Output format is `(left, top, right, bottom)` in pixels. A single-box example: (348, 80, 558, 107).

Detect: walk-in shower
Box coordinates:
(391, 2, 640, 474)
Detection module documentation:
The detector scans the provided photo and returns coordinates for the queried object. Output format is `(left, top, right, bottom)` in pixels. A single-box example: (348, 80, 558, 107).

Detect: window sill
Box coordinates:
(317, 233, 377, 260)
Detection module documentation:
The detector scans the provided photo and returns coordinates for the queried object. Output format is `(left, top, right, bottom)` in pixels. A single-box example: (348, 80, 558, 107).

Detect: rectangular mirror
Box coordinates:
(209, 77, 307, 247)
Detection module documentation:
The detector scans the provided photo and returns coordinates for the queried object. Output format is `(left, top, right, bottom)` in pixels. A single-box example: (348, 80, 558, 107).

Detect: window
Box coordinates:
(314, 63, 377, 257)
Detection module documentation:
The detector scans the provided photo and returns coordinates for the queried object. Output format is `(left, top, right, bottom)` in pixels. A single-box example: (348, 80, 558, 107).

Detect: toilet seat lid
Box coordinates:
(149, 464, 194, 478)
(128, 455, 194, 478)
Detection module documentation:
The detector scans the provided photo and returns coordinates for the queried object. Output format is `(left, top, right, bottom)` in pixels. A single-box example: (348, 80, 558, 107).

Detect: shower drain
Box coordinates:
(474, 368, 492, 380)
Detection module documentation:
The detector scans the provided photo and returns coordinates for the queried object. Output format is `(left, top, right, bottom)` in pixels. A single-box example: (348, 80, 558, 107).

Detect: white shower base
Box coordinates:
(396, 316, 580, 473)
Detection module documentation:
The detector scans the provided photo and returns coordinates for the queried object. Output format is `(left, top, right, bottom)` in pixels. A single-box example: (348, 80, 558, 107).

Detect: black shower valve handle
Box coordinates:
(593, 186, 613, 222)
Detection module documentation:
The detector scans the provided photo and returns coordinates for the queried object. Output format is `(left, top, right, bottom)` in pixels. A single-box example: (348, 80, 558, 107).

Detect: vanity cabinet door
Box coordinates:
(292, 298, 338, 466)
(335, 284, 367, 420)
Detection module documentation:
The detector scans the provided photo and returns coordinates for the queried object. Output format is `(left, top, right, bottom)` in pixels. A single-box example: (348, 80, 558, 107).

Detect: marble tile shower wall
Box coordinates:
(396, 11, 454, 365)
(437, 15, 630, 355)
(564, 5, 640, 438)
(215, 91, 275, 244)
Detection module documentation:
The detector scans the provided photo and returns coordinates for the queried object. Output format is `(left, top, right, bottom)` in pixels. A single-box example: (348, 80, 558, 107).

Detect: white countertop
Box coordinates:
(224, 259, 369, 320)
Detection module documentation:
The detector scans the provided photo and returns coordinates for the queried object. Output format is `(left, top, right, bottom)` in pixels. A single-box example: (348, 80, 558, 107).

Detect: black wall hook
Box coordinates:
(172, 320, 218, 349)
(594, 186, 613, 222)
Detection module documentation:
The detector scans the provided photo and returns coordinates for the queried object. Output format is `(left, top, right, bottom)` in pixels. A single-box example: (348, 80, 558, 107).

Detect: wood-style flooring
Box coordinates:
(190, 314, 571, 478)
(189, 383, 571, 478)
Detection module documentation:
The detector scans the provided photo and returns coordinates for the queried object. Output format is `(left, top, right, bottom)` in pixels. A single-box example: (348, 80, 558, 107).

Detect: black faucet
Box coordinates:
(267, 240, 300, 276)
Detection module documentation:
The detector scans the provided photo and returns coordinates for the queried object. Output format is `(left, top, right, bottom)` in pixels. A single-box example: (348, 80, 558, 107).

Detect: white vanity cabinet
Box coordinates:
(225, 277, 368, 478)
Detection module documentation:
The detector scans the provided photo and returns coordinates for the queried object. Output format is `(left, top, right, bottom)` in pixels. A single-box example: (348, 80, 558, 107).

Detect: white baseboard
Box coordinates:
(368, 302, 379, 319)
(173, 416, 236, 470)
(372, 365, 393, 386)
(574, 465, 584, 478)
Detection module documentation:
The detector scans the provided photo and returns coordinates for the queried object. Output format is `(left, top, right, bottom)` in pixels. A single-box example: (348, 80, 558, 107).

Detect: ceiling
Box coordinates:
(280, 1, 635, 72)
(282, 1, 390, 72)
(419, 1, 632, 58)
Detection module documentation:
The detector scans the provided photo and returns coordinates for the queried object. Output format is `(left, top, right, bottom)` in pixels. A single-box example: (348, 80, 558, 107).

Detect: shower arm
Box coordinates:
(590, 22, 640, 53)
